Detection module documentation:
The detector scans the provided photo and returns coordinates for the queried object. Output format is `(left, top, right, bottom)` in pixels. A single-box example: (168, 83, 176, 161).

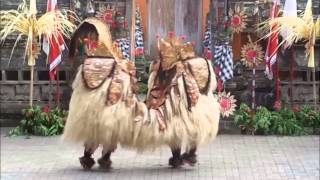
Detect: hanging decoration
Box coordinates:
(213, 43, 234, 83)
(229, 5, 247, 33)
(218, 92, 237, 117)
(114, 38, 130, 59)
(203, 20, 212, 60)
(0, 0, 76, 107)
(96, 4, 115, 25)
(240, 36, 264, 68)
(240, 36, 263, 110)
(135, 6, 144, 58)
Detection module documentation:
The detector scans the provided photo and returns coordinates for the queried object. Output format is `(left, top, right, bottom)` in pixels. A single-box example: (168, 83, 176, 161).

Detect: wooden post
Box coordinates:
(130, 0, 136, 62)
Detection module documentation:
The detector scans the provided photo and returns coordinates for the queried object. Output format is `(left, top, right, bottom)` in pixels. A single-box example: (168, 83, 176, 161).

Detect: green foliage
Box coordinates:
(9, 106, 68, 137)
(295, 106, 319, 128)
(233, 103, 319, 136)
(234, 103, 255, 134)
(253, 107, 272, 135)
(270, 109, 305, 136)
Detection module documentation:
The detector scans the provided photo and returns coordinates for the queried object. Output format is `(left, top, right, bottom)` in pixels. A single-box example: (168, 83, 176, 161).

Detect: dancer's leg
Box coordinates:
(79, 143, 99, 170)
(182, 146, 197, 166)
(98, 144, 115, 169)
(169, 147, 183, 168)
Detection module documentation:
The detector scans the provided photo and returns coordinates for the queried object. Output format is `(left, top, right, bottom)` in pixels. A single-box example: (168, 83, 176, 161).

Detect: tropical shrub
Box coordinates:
(233, 103, 255, 134)
(270, 108, 305, 135)
(9, 106, 68, 136)
(253, 106, 272, 135)
(233, 103, 319, 136)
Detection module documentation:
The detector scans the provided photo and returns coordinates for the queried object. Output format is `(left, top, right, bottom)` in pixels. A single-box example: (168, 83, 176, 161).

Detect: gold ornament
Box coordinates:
(240, 36, 264, 68)
(229, 5, 247, 33)
(96, 5, 115, 25)
(218, 92, 237, 117)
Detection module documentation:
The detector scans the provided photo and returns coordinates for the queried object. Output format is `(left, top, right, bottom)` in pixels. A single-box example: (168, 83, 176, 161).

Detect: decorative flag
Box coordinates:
(43, 0, 65, 80)
(264, 0, 280, 80)
(115, 38, 130, 59)
(203, 20, 212, 60)
(135, 7, 144, 57)
(280, 0, 297, 46)
(213, 43, 234, 83)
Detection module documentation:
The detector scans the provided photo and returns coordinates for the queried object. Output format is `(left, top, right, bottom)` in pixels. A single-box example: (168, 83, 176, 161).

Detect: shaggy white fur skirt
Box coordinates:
(63, 66, 220, 152)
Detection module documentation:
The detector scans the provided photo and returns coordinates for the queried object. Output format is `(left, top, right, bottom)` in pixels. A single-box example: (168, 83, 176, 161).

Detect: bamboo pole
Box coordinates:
(29, 65, 34, 107)
(28, 0, 37, 107)
(312, 67, 317, 110)
(130, 0, 136, 62)
(289, 48, 294, 109)
(252, 57, 256, 110)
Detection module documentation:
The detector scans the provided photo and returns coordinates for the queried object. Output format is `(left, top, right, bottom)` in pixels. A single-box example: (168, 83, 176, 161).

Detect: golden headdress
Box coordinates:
(157, 33, 196, 70)
(179, 41, 196, 60)
(157, 34, 181, 70)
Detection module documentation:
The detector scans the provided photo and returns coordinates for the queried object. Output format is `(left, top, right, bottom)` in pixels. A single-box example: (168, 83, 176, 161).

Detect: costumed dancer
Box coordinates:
(131, 34, 220, 167)
(62, 18, 144, 170)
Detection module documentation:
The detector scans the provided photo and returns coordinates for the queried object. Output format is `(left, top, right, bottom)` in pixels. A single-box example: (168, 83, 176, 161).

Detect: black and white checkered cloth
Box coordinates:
(114, 8, 144, 60)
(135, 27, 144, 51)
(115, 38, 130, 60)
(135, 8, 144, 55)
(202, 21, 212, 59)
(213, 44, 234, 82)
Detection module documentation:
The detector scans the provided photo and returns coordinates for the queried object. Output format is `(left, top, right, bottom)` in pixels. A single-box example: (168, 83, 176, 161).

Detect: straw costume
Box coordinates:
(63, 18, 220, 169)
(62, 17, 143, 169)
(140, 35, 220, 167)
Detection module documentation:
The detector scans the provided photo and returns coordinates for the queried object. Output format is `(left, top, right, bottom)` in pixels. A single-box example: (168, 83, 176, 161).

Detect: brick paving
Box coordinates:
(1, 128, 319, 180)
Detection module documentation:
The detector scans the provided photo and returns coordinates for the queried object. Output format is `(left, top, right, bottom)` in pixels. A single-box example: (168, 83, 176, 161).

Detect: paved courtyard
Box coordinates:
(1, 128, 319, 180)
